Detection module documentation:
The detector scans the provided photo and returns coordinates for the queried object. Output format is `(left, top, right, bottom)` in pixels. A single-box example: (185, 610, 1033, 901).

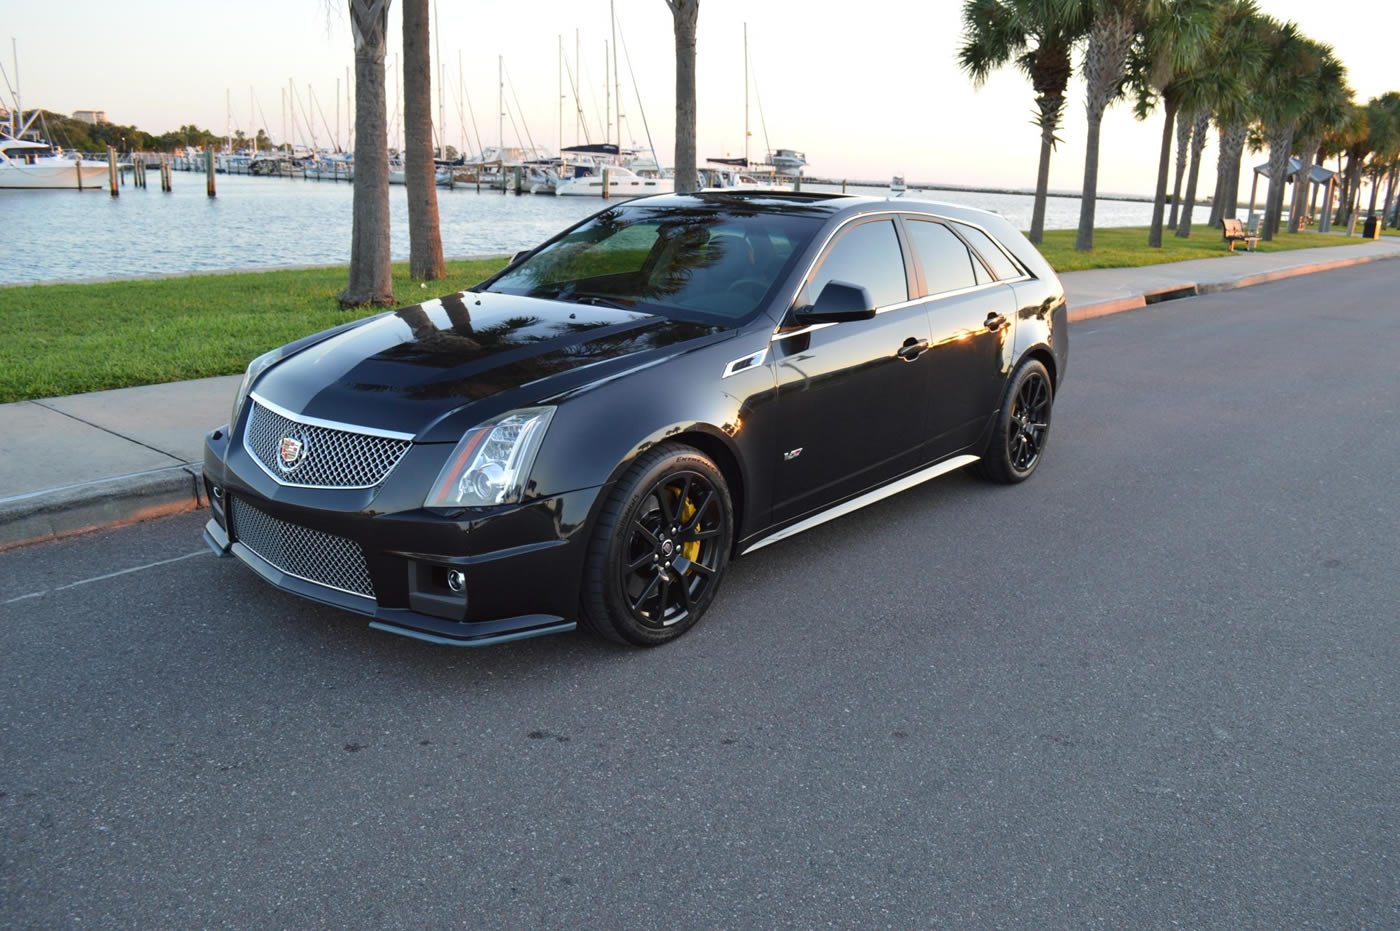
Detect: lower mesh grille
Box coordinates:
(229, 498, 375, 599)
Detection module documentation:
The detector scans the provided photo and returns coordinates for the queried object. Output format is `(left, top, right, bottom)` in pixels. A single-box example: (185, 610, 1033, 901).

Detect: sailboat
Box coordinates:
(701, 25, 804, 193)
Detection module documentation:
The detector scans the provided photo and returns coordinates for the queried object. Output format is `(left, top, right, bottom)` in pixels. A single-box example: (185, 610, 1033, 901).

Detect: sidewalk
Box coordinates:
(3, 237, 1398, 549)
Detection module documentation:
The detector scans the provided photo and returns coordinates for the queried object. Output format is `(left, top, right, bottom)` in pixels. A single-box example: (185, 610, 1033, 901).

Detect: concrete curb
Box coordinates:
(1067, 245, 1399, 323)
(0, 464, 204, 551)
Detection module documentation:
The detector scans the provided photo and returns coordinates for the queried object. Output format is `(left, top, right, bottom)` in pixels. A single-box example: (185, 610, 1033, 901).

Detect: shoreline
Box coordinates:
(804, 178, 1190, 206)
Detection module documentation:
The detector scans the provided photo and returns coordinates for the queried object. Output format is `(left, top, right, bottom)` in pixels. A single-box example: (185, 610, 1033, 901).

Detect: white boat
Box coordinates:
(554, 162, 673, 198)
(771, 149, 808, 175)
(890, 175, 906, 195)
(305, 153, 354, 181)
(699, 163, 794, 193)
(0, 137, 108, 190)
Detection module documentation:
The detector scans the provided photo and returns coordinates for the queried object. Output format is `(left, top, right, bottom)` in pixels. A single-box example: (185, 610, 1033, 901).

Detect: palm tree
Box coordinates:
(1075, 0, 1146, 252)
(1166, 107, 1192, 228)
(1129, 0, 1214, 248)
(403, 0, 445, 280)
(1190, 0, 1266, 231)
(1172, 108, 1210, 236)
(340, 0, 395, 307)
(1362, 97, 1399, 220)
(665, 0, 700, 194)
(1329, 103, 1368, 229)
(1255, 20, 1319, 241)
(1287, 48, 1348, 234)
(958, 0, 1093, 244)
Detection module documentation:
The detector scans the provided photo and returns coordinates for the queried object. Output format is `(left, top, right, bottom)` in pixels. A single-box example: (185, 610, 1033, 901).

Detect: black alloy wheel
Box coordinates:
(976, 358, 1054, 484)
(581, 443, 734, 645)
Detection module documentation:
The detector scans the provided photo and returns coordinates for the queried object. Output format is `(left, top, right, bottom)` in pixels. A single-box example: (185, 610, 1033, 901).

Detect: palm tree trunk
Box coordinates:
(1288, 141, 1316, 234)
(667, 0, 699, 194)
(1262, 127, 1291, 242)
(403, 0, 444, 281)
(1029, 122, 1054, 245)
(1384, 164, 1398, 228)
(1175, 110, 1210, 238)
(1148, 95, 1179, 248)
(1075, 9, 1136, 253)
(1367, 166, 1382, 217)
(1209, 122, 1245, 226)
(1168, 108, 1192, 228)
(339, 0, 394, 308)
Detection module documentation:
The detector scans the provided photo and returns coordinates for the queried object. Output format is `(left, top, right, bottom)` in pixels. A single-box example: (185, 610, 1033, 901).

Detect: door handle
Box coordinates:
(984, 313, 1008, 331)
(896, 337, 929, 361)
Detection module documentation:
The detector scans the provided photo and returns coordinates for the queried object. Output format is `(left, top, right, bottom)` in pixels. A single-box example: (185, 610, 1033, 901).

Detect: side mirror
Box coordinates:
(511, 249, 532, 264)
(795, 280, 877, 324)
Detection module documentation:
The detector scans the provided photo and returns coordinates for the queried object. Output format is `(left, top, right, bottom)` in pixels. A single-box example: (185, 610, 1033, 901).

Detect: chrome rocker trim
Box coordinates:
(740, 454, 980, 555)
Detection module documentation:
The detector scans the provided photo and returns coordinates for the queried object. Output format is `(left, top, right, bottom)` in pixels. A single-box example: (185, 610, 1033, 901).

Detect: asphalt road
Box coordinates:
(3, 263, 1398, 929)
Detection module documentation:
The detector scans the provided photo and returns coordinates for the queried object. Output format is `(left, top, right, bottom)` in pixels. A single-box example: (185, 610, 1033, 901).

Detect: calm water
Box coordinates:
(0, 172, 1156, 286)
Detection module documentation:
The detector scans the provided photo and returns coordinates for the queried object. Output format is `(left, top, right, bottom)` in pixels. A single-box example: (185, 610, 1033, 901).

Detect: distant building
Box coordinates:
(72, 110, 107, 125)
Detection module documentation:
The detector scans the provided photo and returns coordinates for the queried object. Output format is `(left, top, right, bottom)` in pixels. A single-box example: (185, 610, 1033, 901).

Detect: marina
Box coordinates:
(0, 172, 1162, 287)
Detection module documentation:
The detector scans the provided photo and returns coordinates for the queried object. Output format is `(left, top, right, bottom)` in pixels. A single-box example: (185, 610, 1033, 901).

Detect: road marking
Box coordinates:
(2, 550, 207, 605)
(2, 591, 46, 605)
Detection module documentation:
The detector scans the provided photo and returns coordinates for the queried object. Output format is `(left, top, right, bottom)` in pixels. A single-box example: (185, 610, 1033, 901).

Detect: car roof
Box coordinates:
(630, 191, 1006, 226)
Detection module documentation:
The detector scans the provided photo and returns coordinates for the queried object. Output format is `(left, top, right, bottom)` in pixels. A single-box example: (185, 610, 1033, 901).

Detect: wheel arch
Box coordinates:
(1020, 345, 1058, 390)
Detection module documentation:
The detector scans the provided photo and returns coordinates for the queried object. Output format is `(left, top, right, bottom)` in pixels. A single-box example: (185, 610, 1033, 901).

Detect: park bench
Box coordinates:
(1221, 217, 1260, 253)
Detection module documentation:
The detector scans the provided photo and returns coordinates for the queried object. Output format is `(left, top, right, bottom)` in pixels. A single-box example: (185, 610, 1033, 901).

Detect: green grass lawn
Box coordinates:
(0, 221, 1385, 403)
(1034, 224, 1364, 272)
(0, 258, 508, 403)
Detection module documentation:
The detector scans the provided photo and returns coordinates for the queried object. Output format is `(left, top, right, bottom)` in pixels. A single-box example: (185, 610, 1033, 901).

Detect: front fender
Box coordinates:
(525, 336, 779, 539)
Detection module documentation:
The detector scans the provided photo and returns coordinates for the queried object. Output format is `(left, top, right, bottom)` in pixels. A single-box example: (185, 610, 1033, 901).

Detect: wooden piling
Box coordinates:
(794, 175, 802, 192)
(161, 154, 172, 192)
(841, 179, 847, 193)
(602, 166, 611, 199)
(76, 157, 84, 191)
(107, 147, 119, 196)
(205, 149, 216, 197)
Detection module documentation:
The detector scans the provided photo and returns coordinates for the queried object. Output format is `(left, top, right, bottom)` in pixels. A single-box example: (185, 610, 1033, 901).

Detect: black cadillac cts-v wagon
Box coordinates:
(202, 192, 1068, 647)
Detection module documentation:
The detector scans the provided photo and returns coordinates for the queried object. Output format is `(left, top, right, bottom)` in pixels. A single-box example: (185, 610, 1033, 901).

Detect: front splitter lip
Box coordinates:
(203, 518, 576, 648)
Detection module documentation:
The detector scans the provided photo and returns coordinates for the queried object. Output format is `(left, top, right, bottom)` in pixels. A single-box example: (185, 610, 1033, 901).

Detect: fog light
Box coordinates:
(211, 485, 224, 500)
(446, 570, 466, 594)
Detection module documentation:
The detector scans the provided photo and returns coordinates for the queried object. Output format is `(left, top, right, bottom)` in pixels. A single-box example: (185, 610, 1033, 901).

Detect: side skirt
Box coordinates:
(739, 455, 980, 556)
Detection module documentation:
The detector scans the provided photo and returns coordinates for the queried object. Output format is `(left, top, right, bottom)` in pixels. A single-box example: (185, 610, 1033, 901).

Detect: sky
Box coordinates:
(5, 0, 1398, 197)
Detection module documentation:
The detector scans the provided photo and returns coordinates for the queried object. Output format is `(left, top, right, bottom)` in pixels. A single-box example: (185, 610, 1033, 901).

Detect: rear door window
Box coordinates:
(906, 220, 979, 295)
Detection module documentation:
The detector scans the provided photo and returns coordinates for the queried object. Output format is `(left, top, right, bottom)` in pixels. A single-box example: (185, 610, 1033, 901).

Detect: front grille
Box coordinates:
(244, 400, 411, 489)
(229, 498, 375, 599)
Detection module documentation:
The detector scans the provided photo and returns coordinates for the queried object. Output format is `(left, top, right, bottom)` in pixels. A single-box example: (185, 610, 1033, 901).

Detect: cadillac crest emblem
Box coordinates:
(278, 435, 307, 471)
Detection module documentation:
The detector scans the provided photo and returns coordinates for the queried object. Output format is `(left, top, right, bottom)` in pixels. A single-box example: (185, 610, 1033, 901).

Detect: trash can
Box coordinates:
(1363, 215, 1382, 239)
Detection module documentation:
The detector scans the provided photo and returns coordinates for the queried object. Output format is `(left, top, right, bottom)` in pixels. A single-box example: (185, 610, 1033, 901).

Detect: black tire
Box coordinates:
(579, 443, 734, 646)
(976, 358, 1054, 484)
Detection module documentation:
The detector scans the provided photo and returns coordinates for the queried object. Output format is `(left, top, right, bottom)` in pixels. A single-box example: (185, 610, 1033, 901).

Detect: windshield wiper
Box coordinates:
(566, 294, 634, 310)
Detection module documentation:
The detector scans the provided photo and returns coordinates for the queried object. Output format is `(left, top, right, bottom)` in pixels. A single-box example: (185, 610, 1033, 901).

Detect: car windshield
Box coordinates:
(481, 203, 824, 324)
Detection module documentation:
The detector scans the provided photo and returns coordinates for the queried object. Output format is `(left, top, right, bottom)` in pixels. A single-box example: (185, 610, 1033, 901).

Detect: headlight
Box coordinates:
(230, 347, 284, 428)
(425, 407, 556, 508)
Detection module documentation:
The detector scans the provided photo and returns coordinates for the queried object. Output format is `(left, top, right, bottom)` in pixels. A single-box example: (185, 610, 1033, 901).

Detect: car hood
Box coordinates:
(252, 291, 726, 441)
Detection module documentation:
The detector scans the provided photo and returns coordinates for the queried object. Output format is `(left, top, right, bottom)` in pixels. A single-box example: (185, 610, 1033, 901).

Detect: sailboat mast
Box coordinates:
(744, 23, 749, 166)
(226, 88, 232, 152)
(558, 36, 564, 156)
(611, 0, 622, 146)
(250, 87, 256, 153)
(434, 0, 445, 159)
(604, 41, 610, 147)
(12, 39, 19, 135)
(498, 56, 504, 154)
(576, 31, 582, 145)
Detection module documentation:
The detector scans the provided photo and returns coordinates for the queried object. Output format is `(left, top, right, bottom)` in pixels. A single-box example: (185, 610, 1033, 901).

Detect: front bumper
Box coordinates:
(202, 426, 604, 647)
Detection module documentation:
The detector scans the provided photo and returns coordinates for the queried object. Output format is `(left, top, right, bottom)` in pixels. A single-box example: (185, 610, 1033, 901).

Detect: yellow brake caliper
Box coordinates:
(676, 489, 700, 564)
